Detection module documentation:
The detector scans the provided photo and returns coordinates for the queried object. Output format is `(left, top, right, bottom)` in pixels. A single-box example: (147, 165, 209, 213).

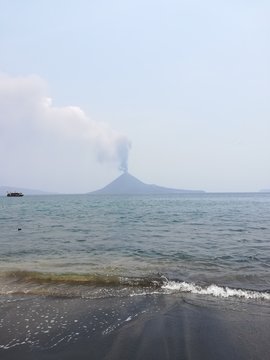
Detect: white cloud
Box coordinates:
(0, 72, 131, 192)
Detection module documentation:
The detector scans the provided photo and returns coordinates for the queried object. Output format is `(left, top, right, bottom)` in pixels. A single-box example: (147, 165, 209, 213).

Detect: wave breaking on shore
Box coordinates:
(0, 270, 270, 301)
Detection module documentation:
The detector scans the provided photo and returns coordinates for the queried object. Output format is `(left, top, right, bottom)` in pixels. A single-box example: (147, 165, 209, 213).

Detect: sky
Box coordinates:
(0, 0, 269, 193)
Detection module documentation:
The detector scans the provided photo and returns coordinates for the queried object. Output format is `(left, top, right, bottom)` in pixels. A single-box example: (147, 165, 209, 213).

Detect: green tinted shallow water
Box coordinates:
(0, 193, 270, 297)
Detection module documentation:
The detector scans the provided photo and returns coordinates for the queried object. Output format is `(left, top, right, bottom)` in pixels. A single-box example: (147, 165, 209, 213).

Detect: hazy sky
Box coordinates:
(1, 0, 269, 193)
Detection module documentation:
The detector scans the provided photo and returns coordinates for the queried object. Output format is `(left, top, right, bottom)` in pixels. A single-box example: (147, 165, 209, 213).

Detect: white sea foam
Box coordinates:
(162, 281, 270, 300)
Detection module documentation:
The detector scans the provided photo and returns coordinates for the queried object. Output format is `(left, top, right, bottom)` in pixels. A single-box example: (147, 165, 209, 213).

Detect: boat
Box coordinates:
(7, 192, 24, 197)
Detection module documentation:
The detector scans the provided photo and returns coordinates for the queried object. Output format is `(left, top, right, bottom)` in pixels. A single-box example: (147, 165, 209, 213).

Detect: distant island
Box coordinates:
(260, 189, 270, 193)
(89, 172, 205, 195)
(1, 174, 205, 196)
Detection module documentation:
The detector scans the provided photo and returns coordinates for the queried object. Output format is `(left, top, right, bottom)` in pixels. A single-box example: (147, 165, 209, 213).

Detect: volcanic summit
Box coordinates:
(90, 172, 204, 195)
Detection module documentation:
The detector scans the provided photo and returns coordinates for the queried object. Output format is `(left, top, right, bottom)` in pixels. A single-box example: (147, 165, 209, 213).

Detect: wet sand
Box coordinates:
(0, 294, 270, 360)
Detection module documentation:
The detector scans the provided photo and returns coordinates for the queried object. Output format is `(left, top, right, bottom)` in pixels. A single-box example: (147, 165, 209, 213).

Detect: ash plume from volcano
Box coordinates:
(94, 127, 131, 172)
(117, 139, 130, 173)
(0, 72, 131, 177)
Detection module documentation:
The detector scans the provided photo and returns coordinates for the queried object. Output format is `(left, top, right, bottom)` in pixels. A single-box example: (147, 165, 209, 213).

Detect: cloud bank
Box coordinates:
(0, 73, 131, 189)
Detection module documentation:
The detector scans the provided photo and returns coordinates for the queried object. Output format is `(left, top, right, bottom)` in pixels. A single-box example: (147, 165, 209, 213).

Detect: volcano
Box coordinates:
(90, 172, 204, 195)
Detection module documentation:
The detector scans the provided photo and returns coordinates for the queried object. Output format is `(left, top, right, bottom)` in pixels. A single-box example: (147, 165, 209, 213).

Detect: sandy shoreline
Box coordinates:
(0, 294, 270, 360)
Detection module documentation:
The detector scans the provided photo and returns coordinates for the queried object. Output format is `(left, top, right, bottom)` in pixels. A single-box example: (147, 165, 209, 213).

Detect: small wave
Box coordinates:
(162, 281, 270, 300)
(1, 270, 163, 288)
(1, 271, 269, 301)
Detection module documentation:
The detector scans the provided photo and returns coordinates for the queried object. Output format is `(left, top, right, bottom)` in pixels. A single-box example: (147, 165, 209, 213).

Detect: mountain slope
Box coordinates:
(90, 172, 204, 194)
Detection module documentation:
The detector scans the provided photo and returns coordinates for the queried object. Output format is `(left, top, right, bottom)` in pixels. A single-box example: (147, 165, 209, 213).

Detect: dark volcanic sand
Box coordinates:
(0, 294, 270, 360)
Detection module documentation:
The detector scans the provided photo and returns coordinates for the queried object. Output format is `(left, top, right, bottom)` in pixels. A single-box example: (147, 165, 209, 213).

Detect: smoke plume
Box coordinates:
(0, 72, 131, 173)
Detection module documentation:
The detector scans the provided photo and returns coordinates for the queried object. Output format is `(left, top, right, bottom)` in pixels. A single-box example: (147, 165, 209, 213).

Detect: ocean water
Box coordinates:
(1, 193, 270, 301)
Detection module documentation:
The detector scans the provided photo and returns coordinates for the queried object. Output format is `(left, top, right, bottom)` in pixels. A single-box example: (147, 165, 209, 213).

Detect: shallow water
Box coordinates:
(1, 193, 270, 299)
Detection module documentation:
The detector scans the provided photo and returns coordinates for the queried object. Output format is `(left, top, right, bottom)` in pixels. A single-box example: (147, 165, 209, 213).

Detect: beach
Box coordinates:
(1, 293, 270, 360)
(1, 193, 270, 359)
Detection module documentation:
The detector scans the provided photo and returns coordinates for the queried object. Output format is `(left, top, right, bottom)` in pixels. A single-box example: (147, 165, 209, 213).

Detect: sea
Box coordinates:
(1, 192, 270, 301)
